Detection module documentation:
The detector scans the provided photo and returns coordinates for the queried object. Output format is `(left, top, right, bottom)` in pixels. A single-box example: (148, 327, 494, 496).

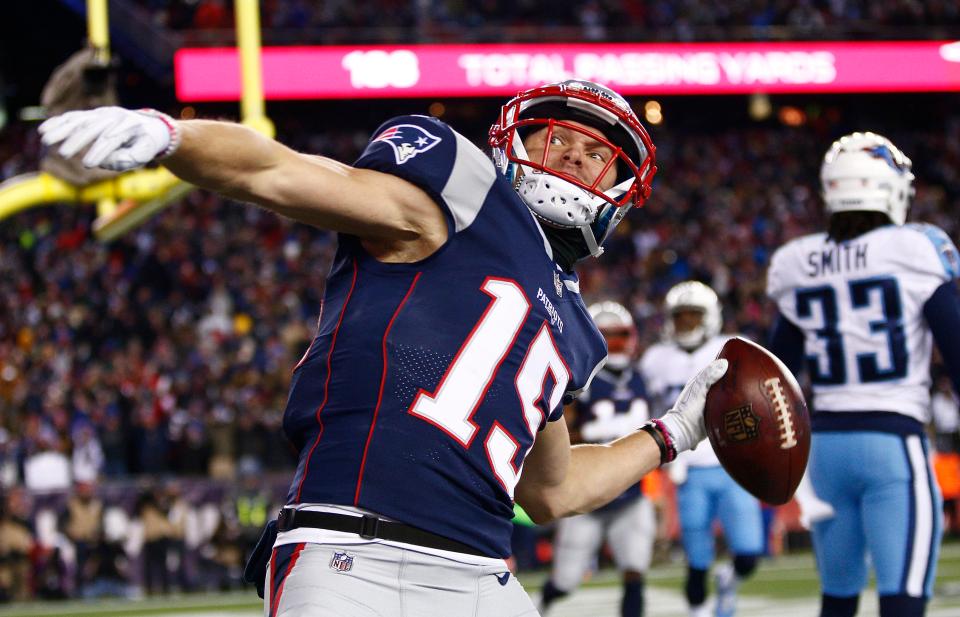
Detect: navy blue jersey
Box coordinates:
(570, 367, 650, 509)
(281, 115, 608, 558)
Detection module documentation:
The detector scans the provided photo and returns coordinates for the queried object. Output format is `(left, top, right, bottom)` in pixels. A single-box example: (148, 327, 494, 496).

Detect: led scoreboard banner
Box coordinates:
(175, 41, 960, 101)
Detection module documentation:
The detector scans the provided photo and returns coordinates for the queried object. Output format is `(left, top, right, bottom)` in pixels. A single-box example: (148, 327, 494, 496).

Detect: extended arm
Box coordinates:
(164, 121, 440, 242)
(38, 108, 446, 254)
(515, 359, 726, 523)
(515, 419, 659, 522)
(924, 281, 960, 396)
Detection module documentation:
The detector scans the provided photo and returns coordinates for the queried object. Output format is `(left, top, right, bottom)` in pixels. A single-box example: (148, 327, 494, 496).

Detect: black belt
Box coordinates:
(276, 508, 488, 557)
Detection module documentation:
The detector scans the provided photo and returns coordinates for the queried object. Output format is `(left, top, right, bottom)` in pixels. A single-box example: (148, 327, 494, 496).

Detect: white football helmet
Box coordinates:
(489, 80, 657, 257)
(663, 281, 722, 351)
(588, 301, 638, 370)
(821, 131, 915, 225)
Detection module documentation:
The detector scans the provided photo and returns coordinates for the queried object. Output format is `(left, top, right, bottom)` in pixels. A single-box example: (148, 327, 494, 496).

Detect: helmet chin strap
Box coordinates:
(581, 223, 604, 257)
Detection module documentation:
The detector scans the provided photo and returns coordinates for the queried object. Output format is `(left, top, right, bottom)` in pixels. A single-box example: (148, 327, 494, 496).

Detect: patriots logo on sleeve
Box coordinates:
(373, 124, 442, 164)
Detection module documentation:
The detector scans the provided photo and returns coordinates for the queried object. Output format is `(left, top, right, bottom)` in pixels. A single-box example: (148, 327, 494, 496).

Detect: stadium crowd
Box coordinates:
(135, 0, 960, 37)
(1, 104, 959, 599)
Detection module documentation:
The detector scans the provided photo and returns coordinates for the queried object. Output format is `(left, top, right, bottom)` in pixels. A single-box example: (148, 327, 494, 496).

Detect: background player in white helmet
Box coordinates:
(539, 301, 655, 617)
(767, 132, 960, 617)
(640, 281, 763, 617)
(39, 80, 728, 616)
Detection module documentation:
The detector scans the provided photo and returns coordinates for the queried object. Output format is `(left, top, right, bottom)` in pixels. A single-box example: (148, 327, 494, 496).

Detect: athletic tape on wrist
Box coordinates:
(138, 109, 181, 159)
(639, 418, 677, 466)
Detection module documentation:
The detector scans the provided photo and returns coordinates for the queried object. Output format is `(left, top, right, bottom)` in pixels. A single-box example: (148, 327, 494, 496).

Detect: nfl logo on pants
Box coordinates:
(329, 551, 354, 573)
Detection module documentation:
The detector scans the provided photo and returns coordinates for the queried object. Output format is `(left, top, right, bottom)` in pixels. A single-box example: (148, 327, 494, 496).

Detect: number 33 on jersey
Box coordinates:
(767, 222, 960, 422)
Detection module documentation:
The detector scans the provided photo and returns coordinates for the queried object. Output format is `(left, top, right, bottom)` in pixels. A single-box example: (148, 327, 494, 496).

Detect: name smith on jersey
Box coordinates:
(806, 242, 867, 278)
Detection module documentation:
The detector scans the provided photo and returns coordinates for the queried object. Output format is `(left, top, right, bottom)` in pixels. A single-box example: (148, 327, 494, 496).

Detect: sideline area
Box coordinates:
(2, 541, 959, 617)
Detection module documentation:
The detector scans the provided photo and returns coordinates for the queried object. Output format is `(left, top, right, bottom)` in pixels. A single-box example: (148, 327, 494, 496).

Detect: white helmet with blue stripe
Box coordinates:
(821, 131, 915, 225)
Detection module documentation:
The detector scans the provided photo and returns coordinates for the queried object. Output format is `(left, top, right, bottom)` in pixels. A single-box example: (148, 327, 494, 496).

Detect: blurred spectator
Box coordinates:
(99, 412, 128, 478)
(174, 419, 212, 476)
(192, 497, 225, 589)
(23, 434, 71, 493)
(234, 474, 270, 563)
(932, 373, 960, 453)
(932, 373, 960, 537)
(0, 489, 34, 601)
(164, 481, 194, 592)
(207, 404, 237, 480)
(84, 505, 133, 598)
(136, 489, 175, 595)
(33, 507, 72, 599)
(62, 481, 103, 595)
(235, 412, 265, 476)
(132, 407, 170, 475)
(71, 422, 104, 484)
(0, 430, 18, 489)
(209, 511, 243, 591)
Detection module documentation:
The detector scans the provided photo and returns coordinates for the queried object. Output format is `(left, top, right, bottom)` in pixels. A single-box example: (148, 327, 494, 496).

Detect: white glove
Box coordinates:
(659, 359, 728, 454)
(39, 106, 179, 172)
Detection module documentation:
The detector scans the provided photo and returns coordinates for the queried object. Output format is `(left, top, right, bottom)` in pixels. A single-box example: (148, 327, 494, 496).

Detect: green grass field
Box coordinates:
(2, 540, 959, 617)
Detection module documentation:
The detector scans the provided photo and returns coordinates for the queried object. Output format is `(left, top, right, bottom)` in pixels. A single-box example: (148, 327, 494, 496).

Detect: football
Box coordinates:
(704, 337, 810, 505)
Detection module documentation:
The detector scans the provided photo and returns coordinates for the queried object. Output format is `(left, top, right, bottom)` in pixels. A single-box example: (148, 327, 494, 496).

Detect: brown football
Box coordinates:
(704, 337, 810, 505)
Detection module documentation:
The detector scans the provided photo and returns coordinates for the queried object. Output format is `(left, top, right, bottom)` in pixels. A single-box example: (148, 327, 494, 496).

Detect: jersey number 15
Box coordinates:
(409, 278, 570, 498)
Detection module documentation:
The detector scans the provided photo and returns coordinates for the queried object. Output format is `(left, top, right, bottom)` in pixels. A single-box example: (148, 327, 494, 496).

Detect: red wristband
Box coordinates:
(640, 419, 677, 466)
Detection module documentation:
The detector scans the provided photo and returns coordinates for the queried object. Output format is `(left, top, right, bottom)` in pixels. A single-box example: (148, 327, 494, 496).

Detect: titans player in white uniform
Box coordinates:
(767, 132, 960, 617)
(40, 81, 730, 616)
(640, 282, 763, 617)
(539, 302, 655, 617)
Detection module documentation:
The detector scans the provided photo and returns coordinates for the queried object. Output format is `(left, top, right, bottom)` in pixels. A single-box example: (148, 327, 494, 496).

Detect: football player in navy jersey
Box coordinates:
(539, 301, 655, 617)
(766, 132, 960, 617)
(39, 81, 728, 616)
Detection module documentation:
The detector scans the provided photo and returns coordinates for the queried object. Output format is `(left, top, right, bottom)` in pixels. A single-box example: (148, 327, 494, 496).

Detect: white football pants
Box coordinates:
(550, 497, 655, 591)
(265, 541, 538, 617)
